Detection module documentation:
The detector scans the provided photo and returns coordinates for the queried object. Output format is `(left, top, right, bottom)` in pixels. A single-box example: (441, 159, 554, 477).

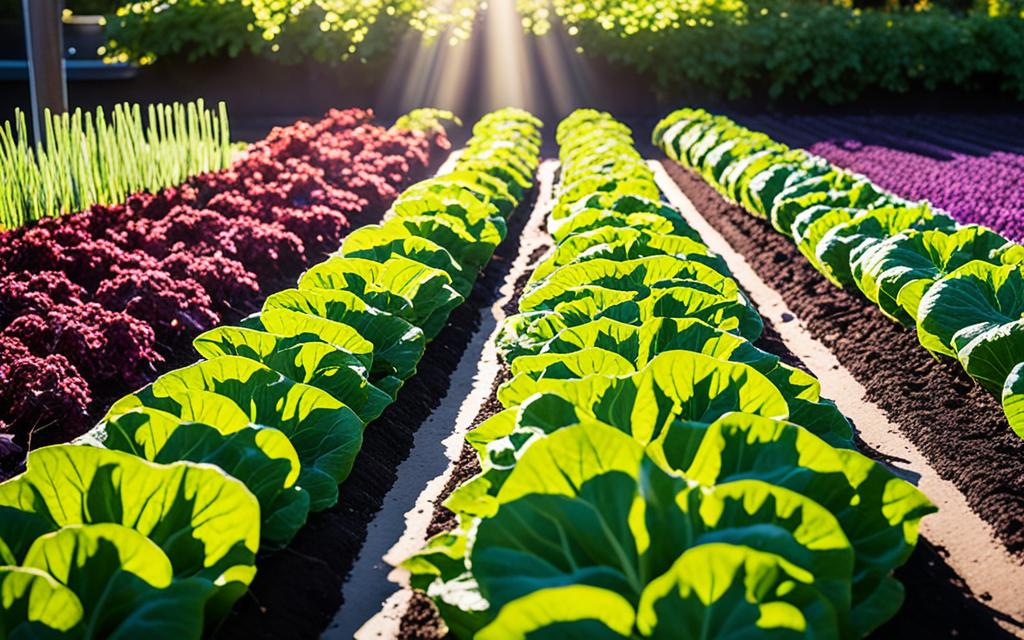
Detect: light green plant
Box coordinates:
(0, 100, 231, 230)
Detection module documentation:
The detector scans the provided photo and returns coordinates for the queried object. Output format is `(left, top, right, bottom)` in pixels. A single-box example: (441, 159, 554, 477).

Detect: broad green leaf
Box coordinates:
(262, 288, 425, 381)
(1002, 363, 1024, 439)
(520, 256, 739, 314)
(683, 480, 853, 623)
(401, 170, 515, 218)
(502, 351, 790, 445)
(793, 206, 856, 274)
(123, 356, 363, 511)
(465, 408, 519, 458)
(549, 209, 677, 244)
(476, 585, 635, 640)
(653, 109, 703, 149)
(543, 317, 773, 371)
(104, 387, 251, 439)
(451, 411, 638, 520)
(193, 326, 390, 423)
(22, 524, 210, 640)
(0, 566, 82, 638)
(298, 255, 461, 330)
(557, 177, 659, 219)
(253, 307, 375, 372)
(495, 422, 645, 504)
(636, 543, 838, 639)
(390, 186, 507, 234)
(90, 405, 307, 548)
(390, 184, 504, 227)
(99, 389, 300, 489)
(680, 412, 935, 635)
(815, 205, 954, 288)
(705, 135, 778, 191)
(340, 234, 472, 297)
(504, 276, 758, 362)
(634, 287, 763, 341)
(747, 163, 805, 218)
(499, 349, 636, 405)
(851, 226, 1022, 325)
(770, 172, 888, 238)
(0, 445, 259, 619)
(719, 147, 787, 205)
(531, 228, 726, 285)
(473, 473, 643, 607)
(471, 429, 851, 634)
(391, 214, 502, 270)
(916, 261, 1024, 362)
(956, 320, 1024, 393)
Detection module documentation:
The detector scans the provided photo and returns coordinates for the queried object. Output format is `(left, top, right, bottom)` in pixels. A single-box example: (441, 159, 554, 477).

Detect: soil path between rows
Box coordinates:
(338, 161, 557, 639)
(654, 160, 1024, 637)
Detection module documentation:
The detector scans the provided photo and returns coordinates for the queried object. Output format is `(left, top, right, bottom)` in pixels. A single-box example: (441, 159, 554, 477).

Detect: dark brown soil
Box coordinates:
(212, 181, 538, 640)
(664, 159, 1024, 638)
(397, 242, 544, 640)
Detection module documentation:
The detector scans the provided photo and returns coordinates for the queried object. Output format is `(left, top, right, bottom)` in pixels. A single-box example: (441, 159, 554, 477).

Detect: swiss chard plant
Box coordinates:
(655, 107, 1024, 441)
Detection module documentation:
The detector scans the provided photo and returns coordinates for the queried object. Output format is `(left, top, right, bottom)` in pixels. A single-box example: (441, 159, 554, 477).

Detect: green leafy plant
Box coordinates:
(85, 388, 310, 548)
(103, 0, 482, 65)
(0, 445, 260, 626)
(0, 100, 231, 230)
(655, 107, 1024, 438)
(520, 0, 1024, 105)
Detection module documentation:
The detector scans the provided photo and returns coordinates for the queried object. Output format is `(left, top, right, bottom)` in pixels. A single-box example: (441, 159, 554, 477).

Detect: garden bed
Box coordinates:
(0, 109, 445, 476)
(371, 156, 1024, 639)
(215, 161, 541, 640)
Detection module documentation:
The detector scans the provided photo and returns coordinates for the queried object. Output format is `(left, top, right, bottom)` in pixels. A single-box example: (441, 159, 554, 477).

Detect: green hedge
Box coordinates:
(563, 2, 1024, 104)
(101, 0, 473, 65)
(76, 0, 1024, 104)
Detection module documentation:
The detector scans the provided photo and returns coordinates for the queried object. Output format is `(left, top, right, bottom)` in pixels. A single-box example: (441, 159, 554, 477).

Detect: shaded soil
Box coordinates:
(398, 243, 544, 640)
(664, 159, 1024, 637)
(212, 182, 538, 640)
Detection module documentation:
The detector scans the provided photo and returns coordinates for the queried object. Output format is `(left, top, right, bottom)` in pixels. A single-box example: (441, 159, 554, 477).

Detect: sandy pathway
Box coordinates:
(650, 160, 1024, 636)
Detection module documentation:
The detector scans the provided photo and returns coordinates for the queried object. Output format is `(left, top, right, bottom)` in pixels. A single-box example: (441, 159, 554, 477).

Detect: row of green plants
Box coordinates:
(518, 0, 1024, 104)
(0, 99, 231, 230)
(654, 108, 1024, 439)
(0, 108, 542, 639)
(403, 109, 934, 638)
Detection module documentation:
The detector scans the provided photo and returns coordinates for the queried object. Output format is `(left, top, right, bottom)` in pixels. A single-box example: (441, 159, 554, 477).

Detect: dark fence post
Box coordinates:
(22, 0, 67, 141)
